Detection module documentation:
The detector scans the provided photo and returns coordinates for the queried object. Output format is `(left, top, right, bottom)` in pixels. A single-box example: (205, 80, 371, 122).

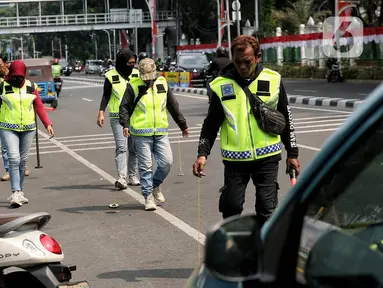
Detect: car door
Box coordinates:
(261, 83, 383, 287)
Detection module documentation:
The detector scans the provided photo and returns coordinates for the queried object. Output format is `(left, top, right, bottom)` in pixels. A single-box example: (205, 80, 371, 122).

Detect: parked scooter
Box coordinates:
(326, 58, 343, 83)
(0, 212, 89, 288)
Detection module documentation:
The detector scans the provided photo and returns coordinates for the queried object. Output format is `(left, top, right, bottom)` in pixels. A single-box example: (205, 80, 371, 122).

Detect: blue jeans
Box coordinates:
(110, 118, 138, 179)
(0, 138, 9, 172)
(133, 135, 173, 198)
(0, 129, 35, 192)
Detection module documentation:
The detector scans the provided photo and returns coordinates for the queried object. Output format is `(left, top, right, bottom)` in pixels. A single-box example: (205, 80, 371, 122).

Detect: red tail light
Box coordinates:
(40, 234, 62, 254)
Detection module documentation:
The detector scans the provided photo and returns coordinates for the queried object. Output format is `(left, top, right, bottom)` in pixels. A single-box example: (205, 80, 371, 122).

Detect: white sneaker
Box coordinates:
(128, 175, 140, 186)
(18, 191, 28, 204)
(153, 186, 165, 204)
(114, 177, 127, 189)
(145, 194, 156, 211)
(9, 192, 24, 208)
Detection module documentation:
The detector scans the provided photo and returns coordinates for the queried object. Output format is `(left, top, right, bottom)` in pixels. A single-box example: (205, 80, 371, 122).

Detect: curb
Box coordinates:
(283, 78, 382, 84)
(65, 76, 364, 109)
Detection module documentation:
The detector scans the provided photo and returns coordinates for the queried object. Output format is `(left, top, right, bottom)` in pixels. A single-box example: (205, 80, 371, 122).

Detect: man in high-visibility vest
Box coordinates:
(193, 35, 301, 227)
(97, 49, 140, 189)
(119, 58, 189, 211)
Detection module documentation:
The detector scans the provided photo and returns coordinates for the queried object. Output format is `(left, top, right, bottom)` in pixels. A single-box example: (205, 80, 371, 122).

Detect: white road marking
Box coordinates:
(295, 122, 343, 129)
(296, 128, 337, 134)
(37, 129, 207, 245)
(294, 89, 318, 93)
(82, 98, 93, 102)
(64, 79, 101, 86)
(65, 85, 103, 90)
(294, 115, 349, 121)
(297, 144, 321, 151)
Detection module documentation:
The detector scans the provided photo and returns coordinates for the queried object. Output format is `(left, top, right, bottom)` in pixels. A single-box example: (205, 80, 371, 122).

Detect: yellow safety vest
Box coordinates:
(105, 69, 128, 118)
(52, 65, 62, 78)
(0, 80, 37, 132)
(129, 76, 169, 136)
(129, 68, 140, 80)
(210, 68, 282, 161)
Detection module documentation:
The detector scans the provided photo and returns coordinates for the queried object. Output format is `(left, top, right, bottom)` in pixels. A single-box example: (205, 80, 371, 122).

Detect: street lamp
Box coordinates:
(102, 29, 112, 59)
(11, 36, 23, 59)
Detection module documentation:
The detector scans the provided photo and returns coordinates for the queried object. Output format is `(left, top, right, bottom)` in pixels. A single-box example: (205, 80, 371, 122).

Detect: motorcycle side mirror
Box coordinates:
(305, 229, 383, 287)
(204, 214, 262, 282)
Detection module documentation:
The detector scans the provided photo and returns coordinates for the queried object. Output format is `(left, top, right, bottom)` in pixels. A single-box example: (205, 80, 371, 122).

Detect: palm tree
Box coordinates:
(272, 0, 331, 34)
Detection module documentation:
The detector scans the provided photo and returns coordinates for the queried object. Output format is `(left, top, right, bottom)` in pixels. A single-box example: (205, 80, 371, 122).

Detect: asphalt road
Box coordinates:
(0, 80, 355, 287)
(69, 72, 380, 100)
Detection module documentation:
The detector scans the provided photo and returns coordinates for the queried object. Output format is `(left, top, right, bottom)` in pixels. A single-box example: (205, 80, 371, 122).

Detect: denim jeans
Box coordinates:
(0, 129, 35, 192)
(0, 138, 9, 172)
(110, 118, 138, 179)
(133, 135, 173, 198)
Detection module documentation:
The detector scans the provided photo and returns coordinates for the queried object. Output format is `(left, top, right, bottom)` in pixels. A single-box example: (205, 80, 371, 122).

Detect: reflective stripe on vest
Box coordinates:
(210, 68, 282, 161)
(105, 69, 128, 118)
(0, 80, 37, 132)
(129, 76, 169, 136)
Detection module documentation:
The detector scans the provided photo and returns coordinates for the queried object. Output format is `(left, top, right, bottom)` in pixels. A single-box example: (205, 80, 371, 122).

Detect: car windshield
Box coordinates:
(178, 54, 209, 68)
(88, 61, 102, 66)
(297, 118, 383, 284)
(27, 69, 43, 77)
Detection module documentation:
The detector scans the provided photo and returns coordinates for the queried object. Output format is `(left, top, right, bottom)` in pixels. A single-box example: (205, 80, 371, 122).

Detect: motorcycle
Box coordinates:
(327, 63, 342, 83)
(54, 79, 63, 98)
(0, 212, 89, 288)
(74, 65, 81, 74)
(100, 65, 114, 77)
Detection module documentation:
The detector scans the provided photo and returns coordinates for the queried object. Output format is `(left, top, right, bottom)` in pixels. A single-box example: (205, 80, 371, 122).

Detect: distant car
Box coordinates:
(176, 52, 210, 87)
(85, 60, 103, 75)
(59, 59, 72, 76)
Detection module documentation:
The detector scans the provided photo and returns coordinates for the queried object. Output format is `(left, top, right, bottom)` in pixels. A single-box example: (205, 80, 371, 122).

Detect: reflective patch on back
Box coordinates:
(221, 84, 234, 97)
(111, 75, 120, 83)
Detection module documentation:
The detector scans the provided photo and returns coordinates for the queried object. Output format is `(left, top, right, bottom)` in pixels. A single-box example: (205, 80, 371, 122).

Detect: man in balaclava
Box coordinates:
(97, 49, 140, 189)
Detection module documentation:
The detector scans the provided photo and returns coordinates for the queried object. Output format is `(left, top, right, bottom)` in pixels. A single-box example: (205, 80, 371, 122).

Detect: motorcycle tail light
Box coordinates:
(40, 234, 62, 254)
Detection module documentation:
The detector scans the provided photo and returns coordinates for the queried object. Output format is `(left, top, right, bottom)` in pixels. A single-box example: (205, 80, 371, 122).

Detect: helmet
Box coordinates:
(138, 52, 148, 62)
(216, 46, 227, 57)
(52, 58, 59, 64)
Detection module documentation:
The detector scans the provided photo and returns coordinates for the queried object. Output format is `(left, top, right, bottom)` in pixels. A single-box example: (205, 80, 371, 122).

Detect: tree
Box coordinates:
(272, 0, 331, 34)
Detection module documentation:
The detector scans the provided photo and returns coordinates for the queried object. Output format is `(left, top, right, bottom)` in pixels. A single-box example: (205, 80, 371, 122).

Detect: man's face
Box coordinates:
(233, 46, 260, 78)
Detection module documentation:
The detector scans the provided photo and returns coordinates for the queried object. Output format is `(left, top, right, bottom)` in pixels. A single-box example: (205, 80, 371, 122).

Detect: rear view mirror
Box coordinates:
(305, 230, 383, 287)
(204, 214, 262, 282)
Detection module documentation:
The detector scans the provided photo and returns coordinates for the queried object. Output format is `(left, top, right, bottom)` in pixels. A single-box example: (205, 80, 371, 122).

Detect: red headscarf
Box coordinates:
(5, 60, 26, 87)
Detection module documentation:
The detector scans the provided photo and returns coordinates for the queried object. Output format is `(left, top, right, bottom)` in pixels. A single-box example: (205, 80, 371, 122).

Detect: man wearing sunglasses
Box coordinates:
(193, 35, 301, 227)
(97, 49, 140, 189)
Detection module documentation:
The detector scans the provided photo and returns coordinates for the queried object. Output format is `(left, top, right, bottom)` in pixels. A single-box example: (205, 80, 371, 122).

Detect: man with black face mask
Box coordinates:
(97, 49, 140, 189)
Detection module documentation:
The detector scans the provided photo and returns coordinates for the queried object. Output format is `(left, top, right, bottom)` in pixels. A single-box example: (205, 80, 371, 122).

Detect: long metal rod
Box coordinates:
(255, 0, 258, 32)
(103, 29, 112, 59)
(34, 113, 42, 169)
(235, 0, 240, 36)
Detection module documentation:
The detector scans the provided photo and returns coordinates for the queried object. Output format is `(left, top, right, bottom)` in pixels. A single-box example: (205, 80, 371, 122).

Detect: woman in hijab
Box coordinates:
(0, 60, 54, 208)
(97, 49, 140, 189)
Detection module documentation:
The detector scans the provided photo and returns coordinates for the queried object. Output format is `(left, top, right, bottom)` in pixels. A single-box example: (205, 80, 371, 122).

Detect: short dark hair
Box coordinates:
(231, 35, 260, 57)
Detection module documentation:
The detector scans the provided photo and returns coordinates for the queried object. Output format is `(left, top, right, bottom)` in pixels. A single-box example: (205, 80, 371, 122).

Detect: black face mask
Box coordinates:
(120, 65, 133, 78)
(9, 76, 24, 87)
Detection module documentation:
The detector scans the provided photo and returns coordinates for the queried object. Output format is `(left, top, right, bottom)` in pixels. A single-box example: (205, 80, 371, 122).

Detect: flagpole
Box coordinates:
(225, 0, 232, 60)
(217, 0, 222, 47)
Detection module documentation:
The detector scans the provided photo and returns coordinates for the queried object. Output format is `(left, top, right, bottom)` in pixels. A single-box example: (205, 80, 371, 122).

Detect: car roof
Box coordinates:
(22, 58, 51, 67)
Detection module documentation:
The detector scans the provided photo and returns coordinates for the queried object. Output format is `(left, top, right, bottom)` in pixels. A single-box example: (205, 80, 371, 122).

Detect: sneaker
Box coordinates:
(144, 194, 156, 211)
(128, 175, 140, 186)
(25, 167, 30, 177)
(9, 191, 23, 208)
(114, 177, 127, 190)
(0, 172, 9, 181)
(18, 191, 28, 204)
(153, 186, 165, 204)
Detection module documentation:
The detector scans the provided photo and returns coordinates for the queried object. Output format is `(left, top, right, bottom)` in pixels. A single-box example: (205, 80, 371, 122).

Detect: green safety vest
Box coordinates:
(129, 76, 169, 136)
(210, 68, 282, 161)
(105, 69, 128, 118)
(0, 80, 37, 132)
(52, 65, 62, 78)
(129, 68, 140, 80)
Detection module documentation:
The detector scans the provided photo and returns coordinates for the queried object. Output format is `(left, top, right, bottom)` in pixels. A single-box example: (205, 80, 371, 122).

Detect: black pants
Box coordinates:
(219, 158, 280, 227)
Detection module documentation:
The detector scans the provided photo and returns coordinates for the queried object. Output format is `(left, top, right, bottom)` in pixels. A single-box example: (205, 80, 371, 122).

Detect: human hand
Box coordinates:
(123, 127, 130, 137)
(97, 111, 104, 127)
(286, 158, 301, 176)
(193, 156, 207, 177)
(182, 128, 189, 138)
(47, 125, 54, 138)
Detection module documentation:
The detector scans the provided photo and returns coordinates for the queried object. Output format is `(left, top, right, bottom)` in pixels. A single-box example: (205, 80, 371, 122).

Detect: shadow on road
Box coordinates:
(58, 204, 143, 214)
(97, 268, 194, 282)
(43, 184, 115, 191)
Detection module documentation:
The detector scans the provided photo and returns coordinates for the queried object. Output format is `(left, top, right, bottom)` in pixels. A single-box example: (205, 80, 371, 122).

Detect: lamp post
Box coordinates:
(102, 29, 112, 59)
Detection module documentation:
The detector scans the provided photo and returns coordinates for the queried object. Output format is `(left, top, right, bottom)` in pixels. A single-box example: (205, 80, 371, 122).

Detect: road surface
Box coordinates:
(0, 80, 357, 287)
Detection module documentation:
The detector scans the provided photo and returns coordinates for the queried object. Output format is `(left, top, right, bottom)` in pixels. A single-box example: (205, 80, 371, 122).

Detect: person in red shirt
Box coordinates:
(0, 60, 54, 208)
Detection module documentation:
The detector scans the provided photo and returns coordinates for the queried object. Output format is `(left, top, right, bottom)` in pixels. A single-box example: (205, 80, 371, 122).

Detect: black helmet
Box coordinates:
(138, 52, 148, 62)
(216, 46, 227, 57)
